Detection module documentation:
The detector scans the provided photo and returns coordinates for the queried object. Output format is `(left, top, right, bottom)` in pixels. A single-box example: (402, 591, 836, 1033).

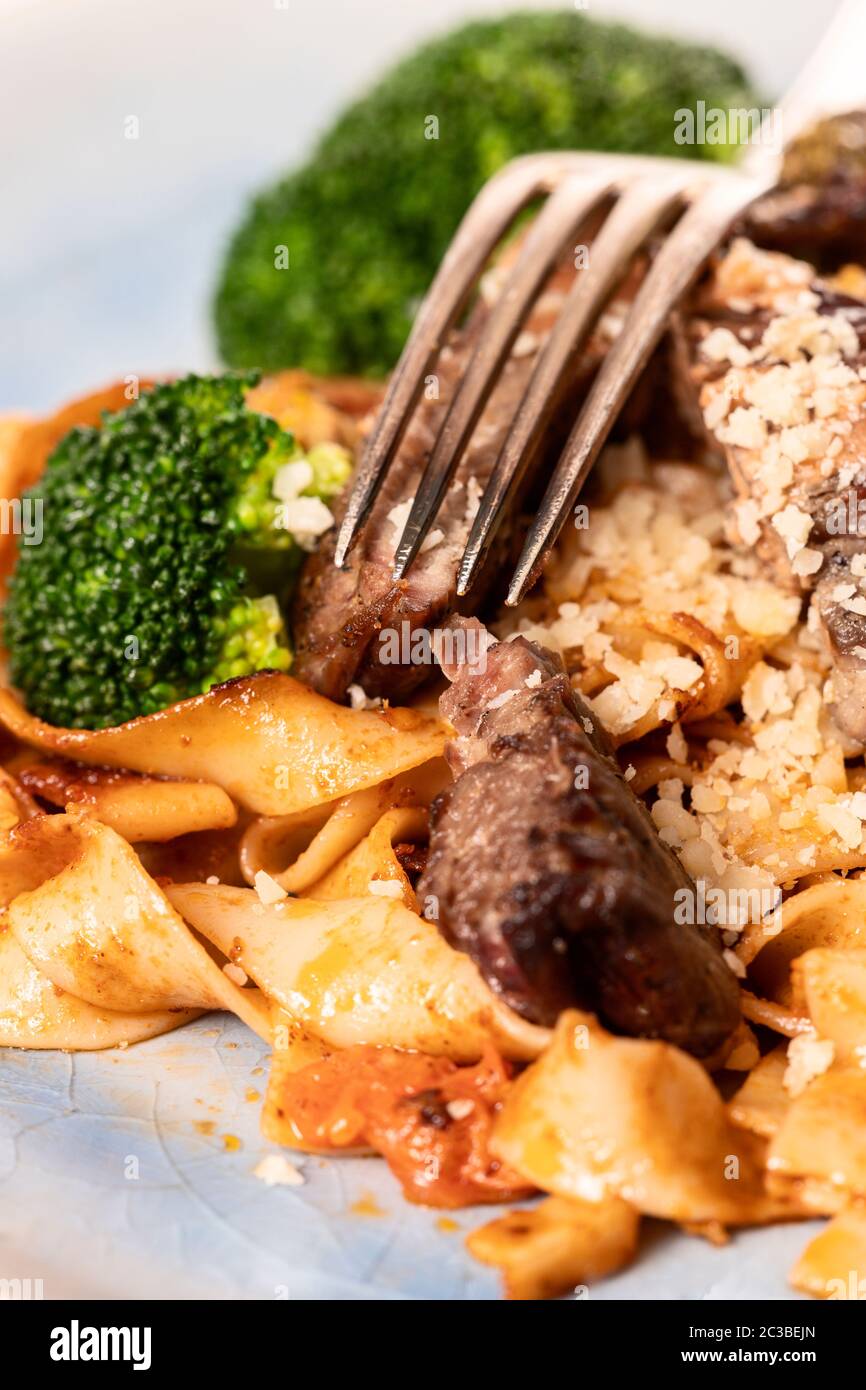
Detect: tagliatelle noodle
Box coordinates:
(11, 756, 237, 842)
(240, 759, 448, 893)
(490, 1011, 809, 1226)
(728, 1045, 790, 1138)
(739, 991, 812, 1038)
(767, 1070, 866, 1213)
(304, 807, 427, 908)
(0, 930, 202, 1049)
(0, 783, 203, 1049)
(737, 878, 866, 1008)
(0, 674, 447, 816)
(466, 1194, 640, 1301)
(579, 606, 764, 746)
(790, 1201, 866, 1299)
(1, 812, 270, 1040)
(166, 882, 549, 1062)
(793, 947, 866, 1063)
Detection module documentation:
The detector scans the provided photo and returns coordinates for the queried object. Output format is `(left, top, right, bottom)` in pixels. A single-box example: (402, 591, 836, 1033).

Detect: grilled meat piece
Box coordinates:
(418, 621, 740, 1057)
(745, 112, 866, 266)
(294, 147, 866, 713)
(675, 235, 866, 745)
(291, 254, 627, 703)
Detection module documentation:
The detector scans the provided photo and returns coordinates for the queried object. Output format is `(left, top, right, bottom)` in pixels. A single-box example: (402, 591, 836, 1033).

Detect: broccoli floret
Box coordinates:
(3, 374, 348, 729)
(214, 11, 760, 377)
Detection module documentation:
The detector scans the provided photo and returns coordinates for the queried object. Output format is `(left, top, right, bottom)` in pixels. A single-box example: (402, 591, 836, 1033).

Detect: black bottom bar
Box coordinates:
(3, 1297, 858, 1374)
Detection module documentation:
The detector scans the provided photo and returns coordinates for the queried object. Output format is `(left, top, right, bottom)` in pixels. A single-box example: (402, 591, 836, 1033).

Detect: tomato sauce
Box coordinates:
(274, 1045, 534, 1208)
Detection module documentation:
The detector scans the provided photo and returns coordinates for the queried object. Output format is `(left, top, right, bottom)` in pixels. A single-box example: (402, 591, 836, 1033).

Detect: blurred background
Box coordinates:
(0, 0, 845, 411)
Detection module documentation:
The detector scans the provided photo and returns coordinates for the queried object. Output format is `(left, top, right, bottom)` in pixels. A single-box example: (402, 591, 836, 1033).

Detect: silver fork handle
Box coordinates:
(742, 0, 866, 179)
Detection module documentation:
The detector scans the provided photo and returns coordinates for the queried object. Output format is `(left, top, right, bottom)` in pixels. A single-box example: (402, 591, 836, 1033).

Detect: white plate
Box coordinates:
(0, 1014, 818, 1300)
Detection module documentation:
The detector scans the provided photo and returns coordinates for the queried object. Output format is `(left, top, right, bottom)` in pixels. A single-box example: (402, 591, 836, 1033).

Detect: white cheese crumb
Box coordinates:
(463, 476, 483, 528)
(347, 683, 380, 711)
(386, 496, 443, 553)
(387, 498, 413, 535)
(816, 802, 863, 850)
(718, 406, 767, 449)
(368, 879, 403, 899)
(272, 458, 314, 502)
(445, 1099, 474, 1121)
(254, 870, 288, 905)
(691, 785, 724, 814)
(254, 1154, 305, 1187)
(665, 721, 688, 763)
(733, 498, 762, 546)
(276, 496, 335, 550)
(486, 689, 516, 711)
(723, 948, 746, 979)
(205, 875, 220, 885)
(524, 669, 543, 689)
(771, 503, 812, 560)
(624, 764, 636, 782)
(791, 547, 823, 578)
(783, 1032, 835, 1098)
(700, 326, 752, 367)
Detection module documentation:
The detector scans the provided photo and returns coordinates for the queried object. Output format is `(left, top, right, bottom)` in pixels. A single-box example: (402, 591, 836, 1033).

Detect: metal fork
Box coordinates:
(333, 1, 864, 606)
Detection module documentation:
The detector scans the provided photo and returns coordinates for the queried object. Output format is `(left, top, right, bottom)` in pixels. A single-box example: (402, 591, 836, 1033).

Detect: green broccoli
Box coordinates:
(214, 10, 760, 378)
(3, 374, 351, 729)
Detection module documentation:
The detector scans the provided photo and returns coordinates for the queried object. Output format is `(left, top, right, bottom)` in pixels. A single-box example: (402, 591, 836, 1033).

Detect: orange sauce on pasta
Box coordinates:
(273, 1045, 533, 1209)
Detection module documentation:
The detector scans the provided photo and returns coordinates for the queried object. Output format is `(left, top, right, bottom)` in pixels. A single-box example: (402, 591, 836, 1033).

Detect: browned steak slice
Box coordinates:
(291, 256, 624, 703)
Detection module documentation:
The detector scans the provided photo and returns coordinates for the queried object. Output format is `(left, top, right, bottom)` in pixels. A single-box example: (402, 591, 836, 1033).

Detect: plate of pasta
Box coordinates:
(4, 130, 866, 1303)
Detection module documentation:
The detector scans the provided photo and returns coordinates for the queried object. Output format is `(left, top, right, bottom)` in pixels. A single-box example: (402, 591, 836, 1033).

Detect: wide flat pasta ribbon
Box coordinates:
(12, 756, 237, 842)
(0, 784, 204, 1049)
(490, 1011, 807, 1226)
(467, 1194, 640, 1301)
(793, 947, 866, 1065)
(0, 673, 447, 816)
(167, 882, 549, 1062)
(728, 1044, 789, 1139)
(304, 806, 426, 908)
(577, 607, 765, 746)
(790, 1202, 866, 1299)
(239, 759, 447, 893)
(737, 876, 866, 1003)
(2, 812, 270, 1040)
(0, 928, 200, 1050)
(767, 1069, 866, 1215)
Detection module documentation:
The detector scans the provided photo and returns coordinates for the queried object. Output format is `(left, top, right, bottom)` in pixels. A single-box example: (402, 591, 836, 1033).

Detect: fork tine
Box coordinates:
(505, 174, 769, 607)
(332, 158, 560, 569)
(391, 172, 614, 581)
(456, 173, 690, 598)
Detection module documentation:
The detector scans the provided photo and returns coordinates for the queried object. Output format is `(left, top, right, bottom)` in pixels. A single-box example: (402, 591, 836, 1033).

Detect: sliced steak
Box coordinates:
(745, 112, 866, 266)
(674, 235, 866, 746)
(293, 145, 866, 714)
(418, 621, 740, 1057)
(291, 256, 627, 703)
